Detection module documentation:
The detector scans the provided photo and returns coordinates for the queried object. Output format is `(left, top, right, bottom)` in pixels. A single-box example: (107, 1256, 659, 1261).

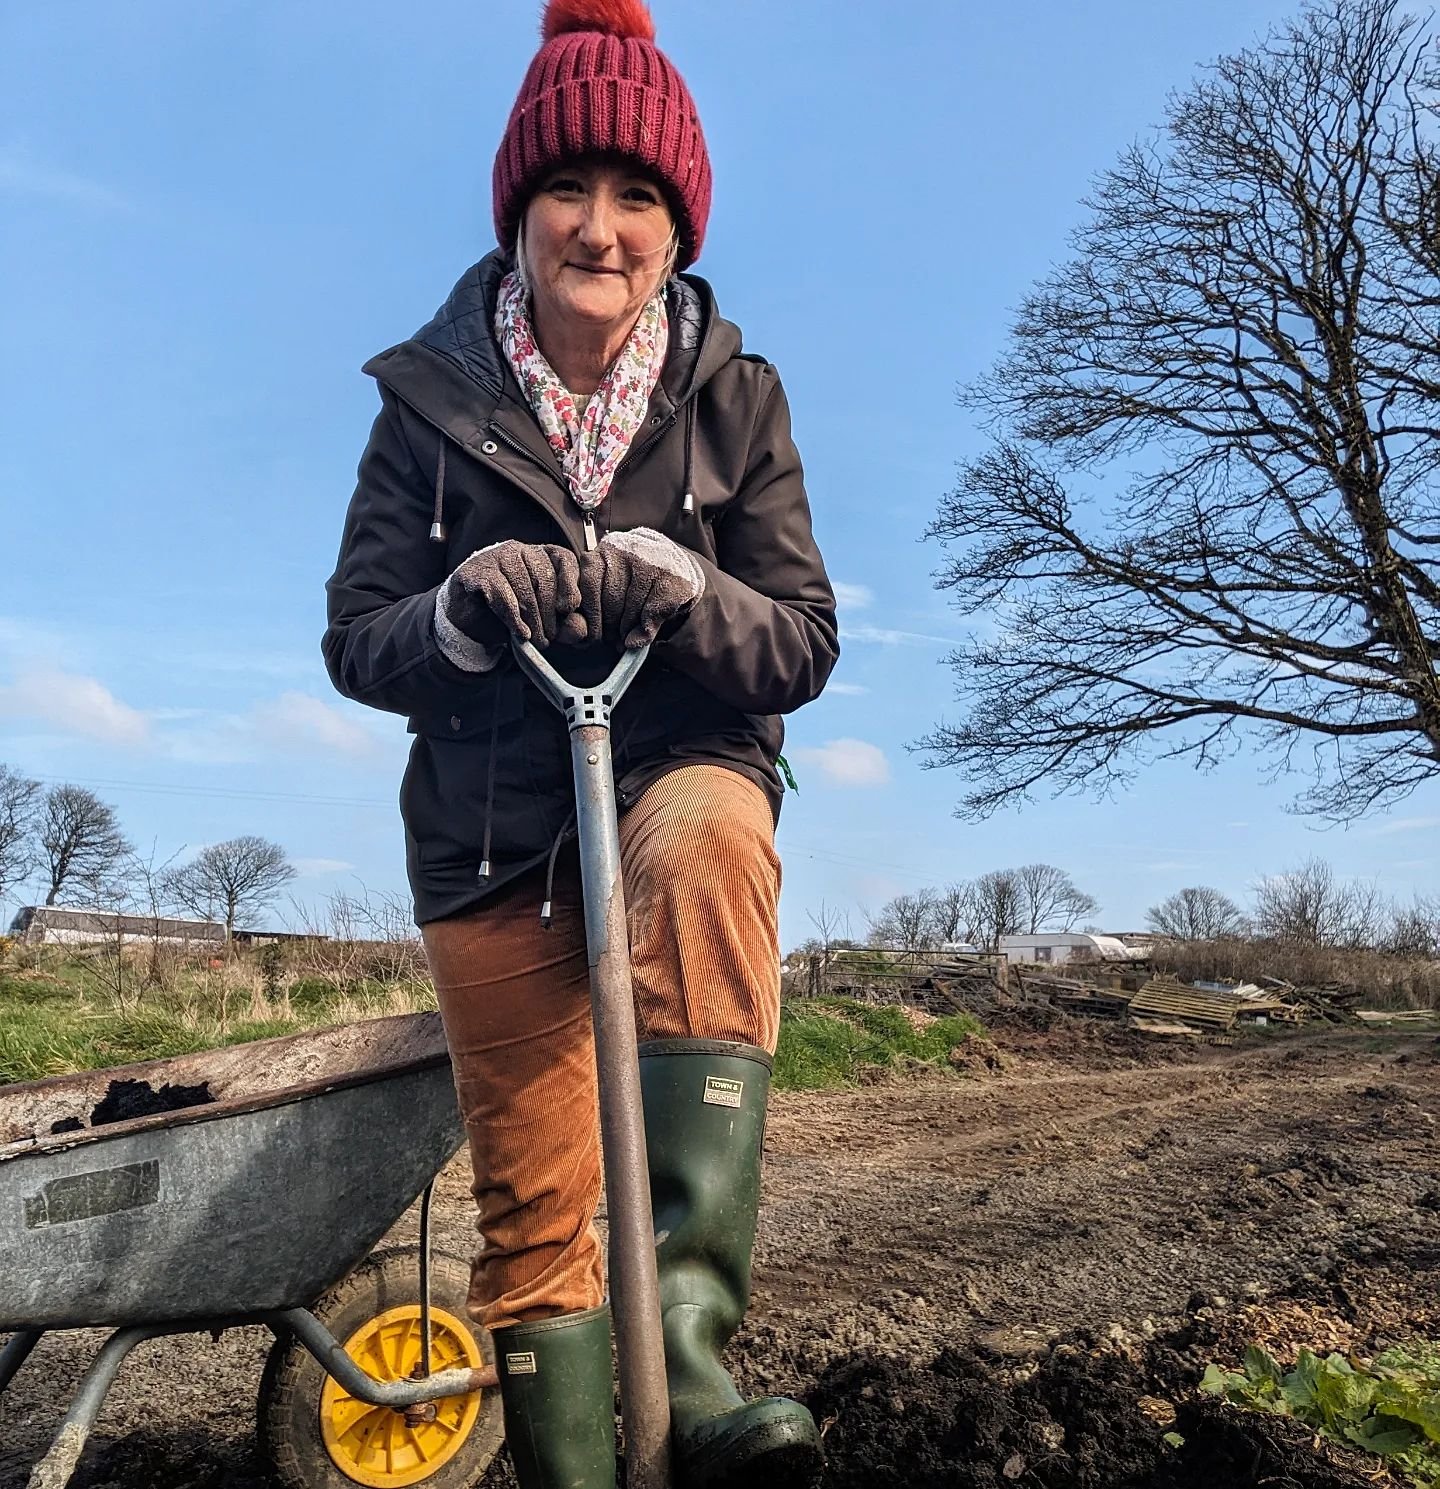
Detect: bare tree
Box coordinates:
(1386, 892, 1440, 956)
(0, 765, 40, 907)
(922, 0, 1440, 822)
(1252, 856, 1392, 947)
(1014, 863, 1099, 933)
(1146, 886, 1249, 941)
(805, 900, 852, 954)
(73, 844, 186, 1011)
(966, 869, 1027, 953)
(930, 882, 976, 945)
(1335, 875, 1393, 949)
(167, 835, 296, 943)
(38, 785, 132, 905)
(867, 889, 941, 951)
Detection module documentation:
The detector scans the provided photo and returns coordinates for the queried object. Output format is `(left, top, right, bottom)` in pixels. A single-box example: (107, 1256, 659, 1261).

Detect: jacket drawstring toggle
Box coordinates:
(478, 676, 503, 884)
(539, 808, 577, 926)
(680, 396, 697, 519)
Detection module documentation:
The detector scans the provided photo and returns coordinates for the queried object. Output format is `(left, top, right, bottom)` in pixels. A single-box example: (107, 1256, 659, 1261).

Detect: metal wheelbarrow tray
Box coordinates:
(0, 1013, 500, 1489)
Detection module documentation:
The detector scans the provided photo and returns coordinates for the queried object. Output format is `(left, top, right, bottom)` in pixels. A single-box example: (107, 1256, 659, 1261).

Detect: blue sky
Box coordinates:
(3, 0, 1436, 947)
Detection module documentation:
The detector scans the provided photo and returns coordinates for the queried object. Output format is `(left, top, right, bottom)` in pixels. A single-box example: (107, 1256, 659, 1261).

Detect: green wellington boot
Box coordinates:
(494, 1304, 618, 1488)
(639, 1039, 823, 1489)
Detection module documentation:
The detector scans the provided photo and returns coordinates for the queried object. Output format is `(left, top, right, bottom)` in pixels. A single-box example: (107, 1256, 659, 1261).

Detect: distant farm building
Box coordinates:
(6, 907, 227, 947)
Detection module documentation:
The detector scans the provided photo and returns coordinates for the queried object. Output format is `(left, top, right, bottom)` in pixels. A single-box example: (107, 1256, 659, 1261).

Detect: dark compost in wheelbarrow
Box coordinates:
(0, 1014, 463, 1330)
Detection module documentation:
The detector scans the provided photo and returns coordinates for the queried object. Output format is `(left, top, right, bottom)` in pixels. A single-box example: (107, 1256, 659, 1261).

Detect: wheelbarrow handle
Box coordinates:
(510, 637, 650, 727)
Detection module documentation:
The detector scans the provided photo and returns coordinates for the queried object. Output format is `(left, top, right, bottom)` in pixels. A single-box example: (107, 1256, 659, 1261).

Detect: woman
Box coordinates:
(323, 2, 837, 1485)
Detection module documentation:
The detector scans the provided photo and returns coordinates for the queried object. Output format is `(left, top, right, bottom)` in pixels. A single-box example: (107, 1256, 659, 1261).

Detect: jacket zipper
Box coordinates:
(485, 408, 680, 551)
(485, 422, 586, 550)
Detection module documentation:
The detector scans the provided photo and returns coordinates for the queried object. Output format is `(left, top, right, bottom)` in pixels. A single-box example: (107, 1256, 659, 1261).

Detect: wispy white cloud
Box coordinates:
(0, 142, 130, 211)
(791, 738, 891, 787)
(248, 692, 382, 760)
(0, 668, 150, 747)
(826, 681, 870, 696)
(842, 623, 956, 648)
(832, 581, 874, 611)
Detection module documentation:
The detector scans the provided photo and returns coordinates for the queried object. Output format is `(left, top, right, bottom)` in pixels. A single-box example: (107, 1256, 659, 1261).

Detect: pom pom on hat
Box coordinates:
(541, 0, 656, 43)
(495, 0, 712, 267)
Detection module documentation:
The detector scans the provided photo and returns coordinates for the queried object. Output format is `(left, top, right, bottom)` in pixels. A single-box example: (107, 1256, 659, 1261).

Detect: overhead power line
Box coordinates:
(25, 773, 948, 883)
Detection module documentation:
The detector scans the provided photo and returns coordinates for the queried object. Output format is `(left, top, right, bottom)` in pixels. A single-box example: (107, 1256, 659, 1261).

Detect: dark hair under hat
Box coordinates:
(492, 0, 713, 269)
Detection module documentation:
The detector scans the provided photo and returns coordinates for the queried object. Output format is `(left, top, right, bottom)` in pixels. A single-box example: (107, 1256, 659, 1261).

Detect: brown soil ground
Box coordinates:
(3, 1025, 1438, 1487)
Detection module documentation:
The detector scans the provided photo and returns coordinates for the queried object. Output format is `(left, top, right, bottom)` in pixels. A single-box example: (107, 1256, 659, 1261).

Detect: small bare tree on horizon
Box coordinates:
(865, 864, 1098, 953)
(1252, 856, 1391, 948)
(37, 784, 133, 906)
(922, 0, 1440, 822)
(167, 835, 296, 943)
(1146, 886, 1249, 941)
(1014, 862, 1099, 934)
(0, 765, 40, 908)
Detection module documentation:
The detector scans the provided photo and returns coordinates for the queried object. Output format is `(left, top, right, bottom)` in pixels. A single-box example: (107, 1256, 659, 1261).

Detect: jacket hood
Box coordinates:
(363, 248, 742, 443)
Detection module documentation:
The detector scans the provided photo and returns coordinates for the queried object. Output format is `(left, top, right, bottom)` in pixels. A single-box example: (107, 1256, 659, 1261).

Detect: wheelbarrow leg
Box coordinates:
(24, 1326, 164, 1489)
(0, 1330, 43, 1395)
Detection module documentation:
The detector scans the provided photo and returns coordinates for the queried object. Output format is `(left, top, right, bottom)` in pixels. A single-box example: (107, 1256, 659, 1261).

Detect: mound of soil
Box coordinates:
(807, 1337, 1386, 1488)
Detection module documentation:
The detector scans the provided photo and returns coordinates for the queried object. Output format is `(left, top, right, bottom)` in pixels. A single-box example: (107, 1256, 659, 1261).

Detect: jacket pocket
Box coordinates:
(405, 669, 525, 741)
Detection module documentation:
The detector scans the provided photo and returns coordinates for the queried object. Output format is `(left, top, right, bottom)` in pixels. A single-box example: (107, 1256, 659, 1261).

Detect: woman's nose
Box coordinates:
(577, 194, 616, 252)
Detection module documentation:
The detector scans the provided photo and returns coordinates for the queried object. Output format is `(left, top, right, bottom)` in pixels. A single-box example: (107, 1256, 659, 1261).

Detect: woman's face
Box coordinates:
(522, 158, 674, 337)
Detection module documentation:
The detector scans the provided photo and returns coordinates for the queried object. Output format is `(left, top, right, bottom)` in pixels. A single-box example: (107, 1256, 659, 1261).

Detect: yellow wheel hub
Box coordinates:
(320, 1304, 485, 1487)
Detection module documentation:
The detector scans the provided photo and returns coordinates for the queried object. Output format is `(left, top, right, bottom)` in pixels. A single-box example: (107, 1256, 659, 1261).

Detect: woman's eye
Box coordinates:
(623, 188, 659, 205)
(546, 178, 584, 195)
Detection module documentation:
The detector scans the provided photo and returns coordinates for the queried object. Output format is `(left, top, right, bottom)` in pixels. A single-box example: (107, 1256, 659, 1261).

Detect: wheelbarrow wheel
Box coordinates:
(258, 1244, 503, 1489)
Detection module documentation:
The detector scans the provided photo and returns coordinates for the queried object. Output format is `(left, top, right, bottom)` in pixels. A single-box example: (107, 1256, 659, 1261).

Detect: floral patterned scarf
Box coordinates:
(494, 269, 669, 517)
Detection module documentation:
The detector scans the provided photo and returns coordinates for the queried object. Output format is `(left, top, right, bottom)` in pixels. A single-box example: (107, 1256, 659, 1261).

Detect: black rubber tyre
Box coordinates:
(258, 1245, 503, 1489)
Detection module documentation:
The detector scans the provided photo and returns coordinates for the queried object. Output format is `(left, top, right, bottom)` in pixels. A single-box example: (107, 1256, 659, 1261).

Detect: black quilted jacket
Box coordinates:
(323, 251, 838, 925)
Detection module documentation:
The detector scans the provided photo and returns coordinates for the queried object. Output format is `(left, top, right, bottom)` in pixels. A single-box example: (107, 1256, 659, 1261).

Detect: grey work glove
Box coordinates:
(439, 540, 588, 655)
(577, 527, 706, 650)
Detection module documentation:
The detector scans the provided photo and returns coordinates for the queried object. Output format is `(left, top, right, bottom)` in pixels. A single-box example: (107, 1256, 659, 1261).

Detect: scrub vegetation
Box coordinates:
(0, 945, 981, 1092)
(0, 940, 435, 1086)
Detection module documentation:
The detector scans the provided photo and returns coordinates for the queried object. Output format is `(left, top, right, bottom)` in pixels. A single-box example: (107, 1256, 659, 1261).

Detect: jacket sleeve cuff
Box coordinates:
(433, 587, 505, 673)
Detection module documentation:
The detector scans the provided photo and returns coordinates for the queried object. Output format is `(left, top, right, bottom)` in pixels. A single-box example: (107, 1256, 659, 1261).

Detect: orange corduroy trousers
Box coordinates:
(422, 763, 781, 1332)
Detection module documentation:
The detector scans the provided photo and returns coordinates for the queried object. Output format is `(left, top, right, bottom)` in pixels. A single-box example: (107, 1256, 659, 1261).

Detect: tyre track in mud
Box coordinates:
(2, 1028, 1437, 1487)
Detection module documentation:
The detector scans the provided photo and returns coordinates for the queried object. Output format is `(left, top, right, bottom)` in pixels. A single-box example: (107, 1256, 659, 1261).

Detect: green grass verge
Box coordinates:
(0, 963, 433, 1085)
(773, 997, 984, 1091)
(3, 970, 981, 1095)
(0, 991, 311, 1085)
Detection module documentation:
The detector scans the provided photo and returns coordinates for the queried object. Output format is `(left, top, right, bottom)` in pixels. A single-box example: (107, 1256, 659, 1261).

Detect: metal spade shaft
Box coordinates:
(511, 639, 672, 1489)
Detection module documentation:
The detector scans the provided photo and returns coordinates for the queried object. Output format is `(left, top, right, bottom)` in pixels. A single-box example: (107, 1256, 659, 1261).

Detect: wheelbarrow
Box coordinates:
(3, 640, 674, 1489)
(0, 1011, 504, 1489)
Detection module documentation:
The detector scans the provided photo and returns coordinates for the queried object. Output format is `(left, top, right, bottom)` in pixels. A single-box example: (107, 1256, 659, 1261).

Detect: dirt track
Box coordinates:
(4, 1026, 1438, 1486)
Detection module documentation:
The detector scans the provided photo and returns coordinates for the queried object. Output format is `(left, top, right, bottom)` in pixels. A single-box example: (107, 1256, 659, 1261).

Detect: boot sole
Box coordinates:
(683, 1414, 824, 1489)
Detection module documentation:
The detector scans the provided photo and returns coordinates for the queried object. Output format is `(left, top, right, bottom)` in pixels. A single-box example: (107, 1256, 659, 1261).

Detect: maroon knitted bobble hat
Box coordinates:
(492, 0, 712, 269)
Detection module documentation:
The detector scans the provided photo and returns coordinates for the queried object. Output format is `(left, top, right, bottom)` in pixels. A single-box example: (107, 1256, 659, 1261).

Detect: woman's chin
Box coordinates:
(554, 283, 635, 329)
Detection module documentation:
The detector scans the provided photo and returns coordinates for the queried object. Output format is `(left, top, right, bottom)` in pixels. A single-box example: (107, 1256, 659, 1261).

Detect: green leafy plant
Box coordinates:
(1203, 1341, 1440, 1487)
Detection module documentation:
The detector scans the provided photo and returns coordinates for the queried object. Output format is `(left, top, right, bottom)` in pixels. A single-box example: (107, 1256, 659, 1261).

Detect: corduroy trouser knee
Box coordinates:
(422, 763, 782, 1332)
